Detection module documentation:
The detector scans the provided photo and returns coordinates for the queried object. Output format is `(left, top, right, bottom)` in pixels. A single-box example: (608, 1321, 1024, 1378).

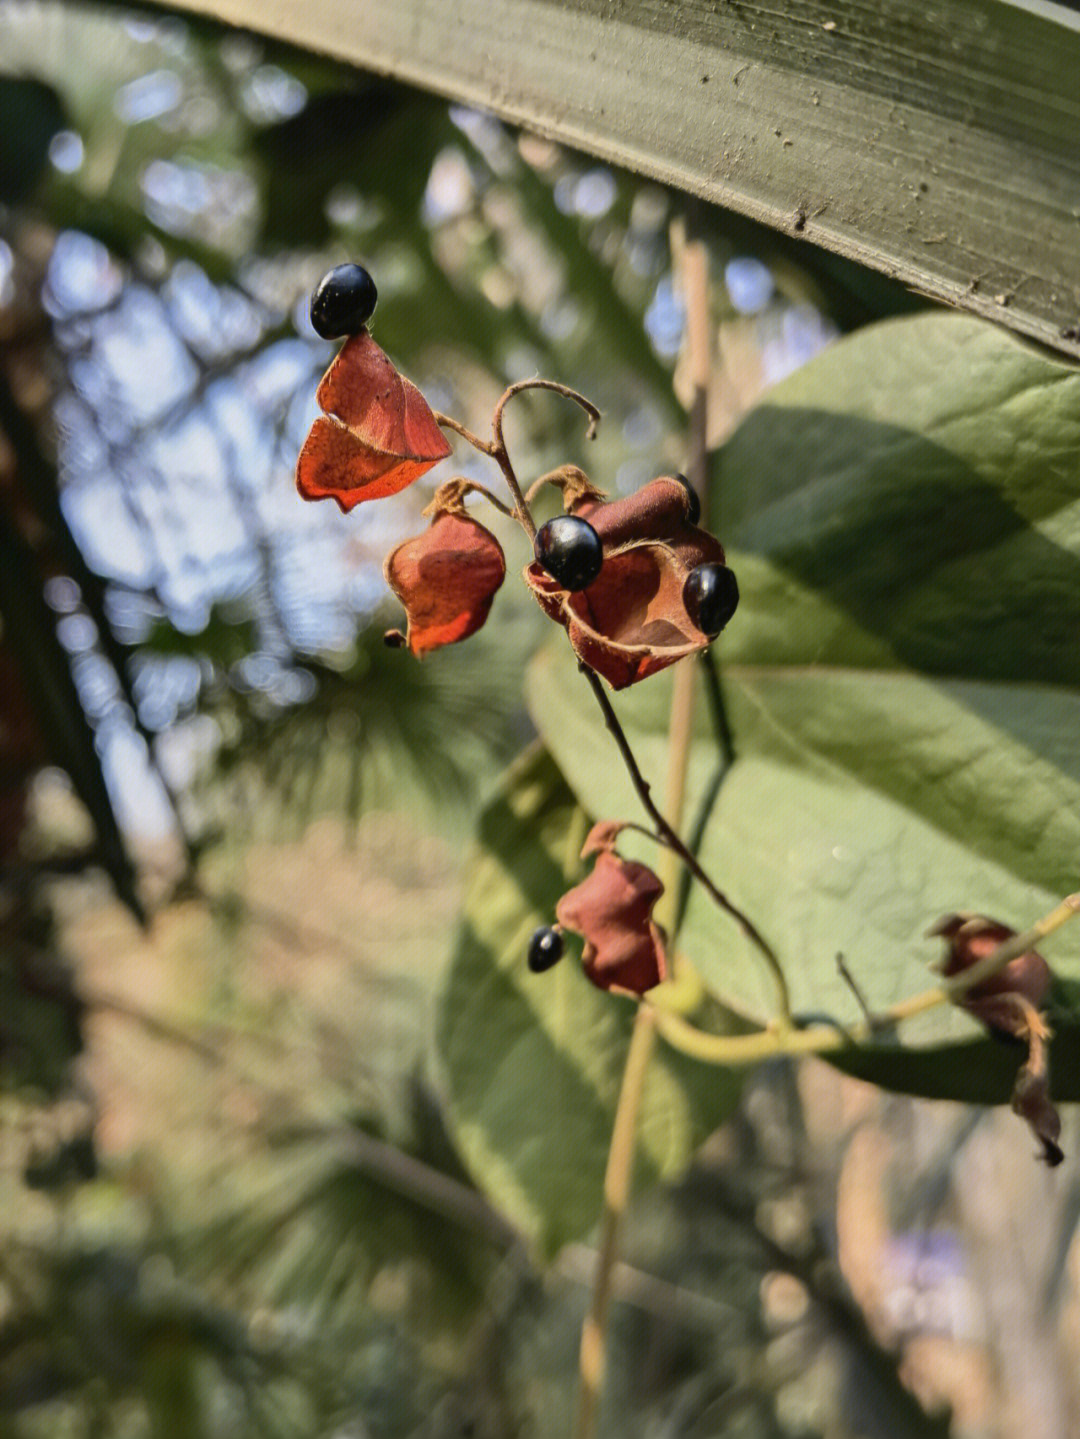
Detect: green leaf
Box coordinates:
(436, 744, 742, 1256)
(526, 313, 1080, 1102)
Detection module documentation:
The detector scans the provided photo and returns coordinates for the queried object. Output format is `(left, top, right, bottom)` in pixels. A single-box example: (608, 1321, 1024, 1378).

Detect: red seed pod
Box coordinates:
(296, 331, 451, 511)
(556, 822, 668, 996)
(926, 912, 1051, 1036)
(383, 483, 505, 655)
(524, 475, 732, 689)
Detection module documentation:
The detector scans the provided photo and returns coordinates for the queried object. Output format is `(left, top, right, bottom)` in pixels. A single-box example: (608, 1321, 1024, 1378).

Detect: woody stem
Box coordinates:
(580, 666, 792, 1024)
(490, 379, 602, 540)
(492, 378, 601, 447)
(433, 412, 494, 454)
(433, 409, 535, 536)
(490, 445, 538, 542)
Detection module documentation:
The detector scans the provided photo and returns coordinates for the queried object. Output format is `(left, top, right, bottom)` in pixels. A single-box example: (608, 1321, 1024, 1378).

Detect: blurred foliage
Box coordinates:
(0, 76, 65, 202)
(0, 3, 1062, 1438)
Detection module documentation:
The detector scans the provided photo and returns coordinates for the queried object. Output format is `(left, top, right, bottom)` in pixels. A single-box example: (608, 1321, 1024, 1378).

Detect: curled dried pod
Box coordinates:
(384, 483, 505, 655)
(525, 474, 736, 688)
(926, 912, 1051, 1035)
(556, 821, 667, 996)
(927, 911, 1062, 1166)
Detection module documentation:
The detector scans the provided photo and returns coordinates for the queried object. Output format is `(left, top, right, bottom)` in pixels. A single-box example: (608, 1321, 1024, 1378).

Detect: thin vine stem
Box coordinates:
(432, 412, 493, 454)
(492, 380, 600, 540)
(423, 478, 516, 519)
(445, 365, 790, 1025)
(491, 377, 601, 450)
(651, 891, 1080, 1067)
(437, 379, 600, 543)
(580, 665, 793, 1025)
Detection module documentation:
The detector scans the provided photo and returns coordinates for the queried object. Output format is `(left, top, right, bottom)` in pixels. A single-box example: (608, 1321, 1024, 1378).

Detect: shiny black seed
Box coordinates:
(528, 925, 565, 973)
(672, 473, 701, 526)
(309, 263, 378, 339)
(534, 515, 604, 591)
(684, 563, 739, 638)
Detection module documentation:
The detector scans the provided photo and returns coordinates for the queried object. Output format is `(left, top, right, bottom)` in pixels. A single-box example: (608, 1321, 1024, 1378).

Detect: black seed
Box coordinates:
(672, 473, 701, 526)
(684, 563, 739, 638)
(534, 515, 604, 591)
(528, 926, 564, 973)
(310, 263, 378, 339)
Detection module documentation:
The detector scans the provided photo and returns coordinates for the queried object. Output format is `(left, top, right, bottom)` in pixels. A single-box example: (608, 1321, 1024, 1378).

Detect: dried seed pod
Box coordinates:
(384, 486, 505, 655)
(928, 911, 1062, 1165)
(556, 822, 667, 995)
(296, 331, 451, 511)
(926, 912, 1051, 1035)
(525, 475, 735, 688)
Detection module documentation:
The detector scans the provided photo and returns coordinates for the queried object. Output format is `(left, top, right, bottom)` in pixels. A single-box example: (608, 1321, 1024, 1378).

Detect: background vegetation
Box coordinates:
(2, 5, 1079, 1437)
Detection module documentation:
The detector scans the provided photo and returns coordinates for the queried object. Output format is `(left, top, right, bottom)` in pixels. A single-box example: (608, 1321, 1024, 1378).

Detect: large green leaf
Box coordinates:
(436, 744, 741, 1256)
(525, 312, 1080, 1101)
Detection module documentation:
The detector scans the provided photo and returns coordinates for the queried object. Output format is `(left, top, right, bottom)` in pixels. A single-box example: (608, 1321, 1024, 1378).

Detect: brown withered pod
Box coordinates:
(524, 469, 735, 689)
(927, 912, 1052, 1034)
(556, 820, 668, 996)
(927, 912, 1062, 1166)
(383, 480, 506, 655)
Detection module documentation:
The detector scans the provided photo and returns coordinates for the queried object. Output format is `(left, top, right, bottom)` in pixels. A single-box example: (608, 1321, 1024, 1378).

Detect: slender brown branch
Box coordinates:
(836, 952, 880, 1031)
(439, 380, 601, 542)
(489, 380, 601, 541)
(423, 478, 516, 519)
(492, 378, 601, 450)
(525, 473, 558, 503)
(580, 665, 792, 1023)
(433, 411, 494, 454)
(489, 449, 538, 541)
(436, 404, 535, 537)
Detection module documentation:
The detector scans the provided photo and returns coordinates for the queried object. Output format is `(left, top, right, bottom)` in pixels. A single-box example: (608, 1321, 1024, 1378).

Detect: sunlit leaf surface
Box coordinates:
(527, 313, 1080, 1100)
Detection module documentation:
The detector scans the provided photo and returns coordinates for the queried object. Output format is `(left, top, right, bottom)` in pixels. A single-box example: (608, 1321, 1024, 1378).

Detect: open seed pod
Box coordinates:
(525, 474, 732, 688)
(296, 331, 451, 511)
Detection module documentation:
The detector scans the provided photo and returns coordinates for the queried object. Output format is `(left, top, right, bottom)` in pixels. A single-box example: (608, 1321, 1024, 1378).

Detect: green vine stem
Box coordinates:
(651, 891, 1080, 1067)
